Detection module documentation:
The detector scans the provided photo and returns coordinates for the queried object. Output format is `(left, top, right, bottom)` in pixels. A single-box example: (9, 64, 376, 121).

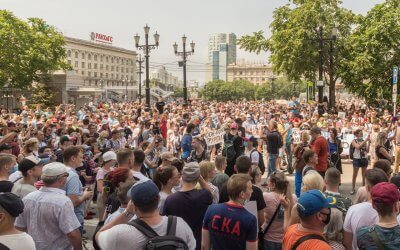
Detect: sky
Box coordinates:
(1, 0, 385, 84)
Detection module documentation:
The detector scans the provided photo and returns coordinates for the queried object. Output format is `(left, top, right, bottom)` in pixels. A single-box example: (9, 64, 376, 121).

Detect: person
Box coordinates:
(211, 155, 229, 192)
(301, 150, 318, 179)
(160, 151, 176, 168)
(302, 170, 325, 193)
(247, 136, 260, 169)
(283, 190, 335, 250)
(310, 127, 329, 177)
(266, 121, 283, 176)
(325, 208, 345, 250)
(188, 137, 209, 163)
(262, 171, 294, 249)
(96, 180, 196, 250)
(343, 168, 389, 250)
(202, 174, 258, 250)
(324, 167, 352, 218)
(223, 123, 244, 176)
(96, 151, 116, 221)
(350, 129, 369, 194)
(375, 131, 393, 162)
(153, 165, 181, 214)
(11, 155, 45, 198)
(219, 156, 266, 228)
(0, 193, 35, 250)
(288, 96, 300, 117)
(0, 153, 17, 192)
(15, 162, 83, 250)
(133, 149, 151, 178)
(327, 128, 343, 173)
(181, 123, 195, 161)
(199, 161, 219, 203)
(356, 182, 400, 249)
(293, 132, 311, 197)
(103, 180, 135, 225)
(393, 118, 400, 175)
(63, 146, 93, 234)
(155, 96, 166, 114)
(163, 162, 213, 250)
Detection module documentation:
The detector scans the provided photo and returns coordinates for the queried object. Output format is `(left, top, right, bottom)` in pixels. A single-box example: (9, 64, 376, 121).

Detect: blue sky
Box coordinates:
(1, 0, 385, 83)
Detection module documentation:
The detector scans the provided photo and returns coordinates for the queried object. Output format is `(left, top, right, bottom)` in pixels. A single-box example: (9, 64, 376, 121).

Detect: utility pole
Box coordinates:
(318, 26, 324, 104)
(173, 35, 195, 105)
(136, 54, 144, 103)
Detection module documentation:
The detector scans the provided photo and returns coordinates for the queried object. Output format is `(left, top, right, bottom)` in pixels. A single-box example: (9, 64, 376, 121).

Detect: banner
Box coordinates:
(205, 128, 225, 146)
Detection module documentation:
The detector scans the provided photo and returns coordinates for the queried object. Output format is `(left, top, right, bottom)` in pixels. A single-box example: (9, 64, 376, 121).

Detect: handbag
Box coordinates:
(258, 203, 281, 250)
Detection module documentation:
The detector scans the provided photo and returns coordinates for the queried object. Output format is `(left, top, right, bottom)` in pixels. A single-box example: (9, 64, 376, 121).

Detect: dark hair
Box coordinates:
(186, 123, 196, 134)
(83, 118, 90, 125)
(269, 171, 289, 194)
(365, 168, 388, 188)
(116, 180, 135, 205)
(302, 149, 315, 163)
(354, 129, 363, 136)
(136, 195, 160, 213)
(374, 202, 395, 217)
(329, 128, 338, 138)
(325, 167, 341, 186)
(133, 149, 145, 165)
(235, 155, 252, 174)
(116, 148, 133, 165)
(63, 146, 81, 163)
(153, 166, 176, 190)
(171, 158, 185, 173)
(373, 160, 392, 176)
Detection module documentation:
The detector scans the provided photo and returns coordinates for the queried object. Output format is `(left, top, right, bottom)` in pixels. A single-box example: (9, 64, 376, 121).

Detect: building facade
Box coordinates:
(227, 62, 274, 85)
(208, 33, 236, 64)
(150, 66, 181, 90)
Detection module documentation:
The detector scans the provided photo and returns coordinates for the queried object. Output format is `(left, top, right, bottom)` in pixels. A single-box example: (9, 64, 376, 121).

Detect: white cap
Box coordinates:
(103, 151, 117, 162)
(42, 162, 68, 177)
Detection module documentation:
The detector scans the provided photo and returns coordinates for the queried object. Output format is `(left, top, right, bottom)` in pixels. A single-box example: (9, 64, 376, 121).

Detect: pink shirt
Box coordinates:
(262, 192, 284, 242)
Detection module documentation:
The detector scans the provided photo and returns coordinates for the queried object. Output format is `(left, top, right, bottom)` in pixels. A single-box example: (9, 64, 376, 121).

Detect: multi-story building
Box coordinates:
(227, 61, 274, 85)
(208, 33, 236, 64)
(150, 66, 181, 90)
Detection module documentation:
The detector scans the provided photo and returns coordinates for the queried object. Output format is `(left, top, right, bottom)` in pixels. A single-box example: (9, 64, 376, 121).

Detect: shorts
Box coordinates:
(353, 158, 368, 168)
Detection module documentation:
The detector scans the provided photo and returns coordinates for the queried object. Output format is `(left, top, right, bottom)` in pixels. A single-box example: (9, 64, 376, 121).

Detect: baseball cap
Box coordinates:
(371, 182, 400, 204)
(230, 123, 238, 129)
(59, 135, 71, 144)
(0, 193, 24, 217)
(42, 162, 68, 177)
(297, 190, 336, 217)
(182, 162, 200, 182)
(129, 180, 160, 207)
(18, 155, 46, 173)
(103, 151, 117, 162)
(0, 143, 12, 151)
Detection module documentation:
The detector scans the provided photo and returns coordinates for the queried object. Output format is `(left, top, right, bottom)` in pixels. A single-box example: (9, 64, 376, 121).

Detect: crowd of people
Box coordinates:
(0, 96, 400, 250)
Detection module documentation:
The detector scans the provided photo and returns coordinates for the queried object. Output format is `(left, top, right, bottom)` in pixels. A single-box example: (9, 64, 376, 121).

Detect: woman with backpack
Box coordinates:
(328, 128, 343, 173)
(375, 131, 393, 163)
(293, 132, 310, 197)
(350, 129, 370, 195)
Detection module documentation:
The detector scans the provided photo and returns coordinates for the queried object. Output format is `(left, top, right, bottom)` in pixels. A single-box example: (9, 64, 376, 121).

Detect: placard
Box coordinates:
(204, 128, 225, 146)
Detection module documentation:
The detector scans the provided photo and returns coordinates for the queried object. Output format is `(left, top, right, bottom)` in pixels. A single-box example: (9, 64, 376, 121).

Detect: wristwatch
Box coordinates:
(123, 209, 134, 218)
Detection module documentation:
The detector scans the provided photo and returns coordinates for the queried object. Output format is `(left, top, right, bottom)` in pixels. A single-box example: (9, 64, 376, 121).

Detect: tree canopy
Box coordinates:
(0, 10, 70, 90)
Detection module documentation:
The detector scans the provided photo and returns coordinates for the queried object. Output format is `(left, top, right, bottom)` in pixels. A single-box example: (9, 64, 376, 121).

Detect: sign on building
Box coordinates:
(90, 32, 113, 45)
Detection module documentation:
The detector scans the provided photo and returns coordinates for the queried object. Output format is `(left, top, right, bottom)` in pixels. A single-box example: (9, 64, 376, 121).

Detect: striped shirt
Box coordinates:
(15, 187, 81, 250)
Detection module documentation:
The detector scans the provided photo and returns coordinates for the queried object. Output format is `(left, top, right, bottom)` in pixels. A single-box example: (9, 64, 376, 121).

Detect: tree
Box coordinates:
(202, 80, 256, 101)
(339, 0, 400, 105)
(30, 76, 54, 107)
(0, 10, 70, 90)
(172, 86, 184, 98)
(238, 0, 357, 107)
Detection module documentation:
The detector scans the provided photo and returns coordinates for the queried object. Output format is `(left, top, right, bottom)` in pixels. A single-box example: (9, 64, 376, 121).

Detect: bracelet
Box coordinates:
(123, 209, 134, 218)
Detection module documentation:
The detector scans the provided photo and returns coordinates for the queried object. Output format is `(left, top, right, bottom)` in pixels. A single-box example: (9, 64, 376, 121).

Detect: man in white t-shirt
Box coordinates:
(0, 193, 35, 250)
(343, 168, 388, 250)
(11, 155, 45, 198)
(96, 180, 195, 250)
(246, 137, 259, 168)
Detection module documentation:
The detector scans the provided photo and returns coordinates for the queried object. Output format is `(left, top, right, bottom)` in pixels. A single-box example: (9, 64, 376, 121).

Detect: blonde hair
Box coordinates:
(324, 208, 343, 241)
(301, 132, 310, 142)
(215, 155, 227, 170)
(376, 132, 387, 147)
(200, 161, 215, 180)
(302, 170, 324, 191)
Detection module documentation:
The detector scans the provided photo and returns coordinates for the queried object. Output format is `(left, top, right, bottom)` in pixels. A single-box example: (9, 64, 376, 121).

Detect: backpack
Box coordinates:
(291, 234, 327, 250)
(128, 216, 189, 250)
(349, 140, 355, 160)
(222, 135, 237, 161)
(251, 149, 265, 174)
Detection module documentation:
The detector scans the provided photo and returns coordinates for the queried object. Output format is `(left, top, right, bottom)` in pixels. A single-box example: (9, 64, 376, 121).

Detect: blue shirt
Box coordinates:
(289, 100, 300, 115)
(203, 203, 257, 250)
(64, 167, 84, 224)
(357, 225, 400, 250)
(181, 133, 192, 160)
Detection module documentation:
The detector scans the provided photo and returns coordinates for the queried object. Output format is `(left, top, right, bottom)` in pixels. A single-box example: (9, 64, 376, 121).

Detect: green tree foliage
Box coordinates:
(172, 86, 184, 98)
(0, 10, 70, 90)
(238, 0, 356, 107)
(30, 76, 54, 108)
(339, 0, 400, 105)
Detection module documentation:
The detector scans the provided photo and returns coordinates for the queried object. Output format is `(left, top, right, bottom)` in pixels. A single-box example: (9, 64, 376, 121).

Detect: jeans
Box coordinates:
(295, 170, 302, 197)
(263, 239, 282, 250)
(285, 143, 292, 170)
(268, 154, 279, 176)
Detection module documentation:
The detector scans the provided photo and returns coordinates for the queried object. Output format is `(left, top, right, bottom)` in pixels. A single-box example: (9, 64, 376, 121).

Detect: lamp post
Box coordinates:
(316, 26, 337, 106)
(3, 83, 12, 111)
(173, 35, 195, 105)
(268, 75, 277, 94)
(134, 25, 160, 108)
(136, 54, 144, 103)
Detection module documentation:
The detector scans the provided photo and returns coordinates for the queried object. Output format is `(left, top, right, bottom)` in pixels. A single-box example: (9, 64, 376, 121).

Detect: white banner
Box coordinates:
(205, 128, 225, 146)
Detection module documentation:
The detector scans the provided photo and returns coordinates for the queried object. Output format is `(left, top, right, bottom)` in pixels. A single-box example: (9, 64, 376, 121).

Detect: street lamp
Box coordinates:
(134, 25, 159, 108)
(173, 34, 195, 105)
(3, 83, 12, 112)
(136, 54, 144, 103)
(268, 75, 276, 94)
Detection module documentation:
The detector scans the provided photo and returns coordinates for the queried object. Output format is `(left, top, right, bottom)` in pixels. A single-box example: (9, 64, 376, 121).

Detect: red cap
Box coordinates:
(371, 182, 400, 204)
(230, 123, 238, 129)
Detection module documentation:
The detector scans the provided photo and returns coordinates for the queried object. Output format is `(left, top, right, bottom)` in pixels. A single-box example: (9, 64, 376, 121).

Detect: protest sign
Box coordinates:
(205, 128, 225, 146)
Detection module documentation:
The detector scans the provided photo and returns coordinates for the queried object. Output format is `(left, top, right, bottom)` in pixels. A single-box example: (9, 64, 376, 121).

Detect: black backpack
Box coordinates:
(128, 216, 189, 250)
(250, 149, 265, 174)
(222, 135, 237, 161)
(349, 139, 355, 160)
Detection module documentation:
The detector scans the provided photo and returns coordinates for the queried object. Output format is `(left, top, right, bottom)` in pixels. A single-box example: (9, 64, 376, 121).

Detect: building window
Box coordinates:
(121, 59, 124, 64)
(106, 57, 109, 63)
(131, 68, 134, 73)
(88, 63, 91, 69)
(75, 61, 78, 67)
(94, 63, 97, 69)
(106, 73, 108, 78)
(131, 75, 134, 81)
(75, 51, 78, 58)
(121, 67, 124, 73)
(88, 72, 91, 77)
(88, 54, 91, 60)
(116, 58, 119, 64)
(262, 78, 265, 82)
(116, 74, 119, 79)
(111, 66, 114, 71)
(100, 73, 103, 78)
(94, 72, 97, 77)
(100, 64, 103, 70)
(111, 74, 114, 79)
(82, 53, 85, 59)
(116, 66, 119, 72)
(81, 71, 85, 75)
(81, 62, 85, 68)
(88, 80, 91, 86)
(94, 54, 97, 61)
(67, 50, 71, 57)
(131, 60, 134, 66)
(106, 65, 109, 70)
(111, 57, 114, 63)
